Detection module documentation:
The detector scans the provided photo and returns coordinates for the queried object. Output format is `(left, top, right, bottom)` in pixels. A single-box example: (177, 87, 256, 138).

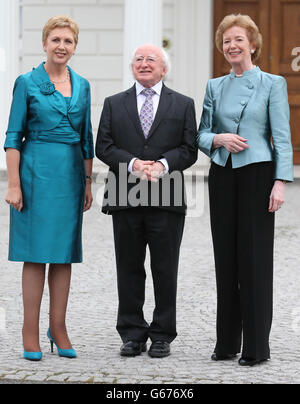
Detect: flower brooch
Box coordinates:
(39, 81, 56, 95)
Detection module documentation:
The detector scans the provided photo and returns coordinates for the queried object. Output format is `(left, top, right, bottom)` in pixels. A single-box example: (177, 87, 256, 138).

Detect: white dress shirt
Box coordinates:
(128, 80, 169, 173)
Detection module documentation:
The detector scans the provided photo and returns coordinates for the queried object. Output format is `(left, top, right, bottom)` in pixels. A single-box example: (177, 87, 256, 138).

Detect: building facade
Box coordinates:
(1, 0, 299, 172)
(0, 0, 212, 171)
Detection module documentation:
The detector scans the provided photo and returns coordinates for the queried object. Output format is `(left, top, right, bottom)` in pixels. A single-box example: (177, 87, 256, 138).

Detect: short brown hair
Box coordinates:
(42, 15, 79, 45)
(215, 14, 262, 63)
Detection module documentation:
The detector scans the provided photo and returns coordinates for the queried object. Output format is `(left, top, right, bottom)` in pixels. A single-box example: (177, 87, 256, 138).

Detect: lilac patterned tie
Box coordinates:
(139, 88, 156, 138)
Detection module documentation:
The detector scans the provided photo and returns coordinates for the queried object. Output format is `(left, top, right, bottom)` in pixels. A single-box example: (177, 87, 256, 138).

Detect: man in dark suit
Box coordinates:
(96, 44, 197, 358)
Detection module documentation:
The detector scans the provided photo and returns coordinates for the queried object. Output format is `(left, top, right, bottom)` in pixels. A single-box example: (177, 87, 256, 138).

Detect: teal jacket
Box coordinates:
(4, 62, 94, 159)
(197, 67, 293, 182)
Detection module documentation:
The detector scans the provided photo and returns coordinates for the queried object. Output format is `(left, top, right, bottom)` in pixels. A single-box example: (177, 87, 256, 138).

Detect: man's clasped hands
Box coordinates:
(132, 159, 165, 182)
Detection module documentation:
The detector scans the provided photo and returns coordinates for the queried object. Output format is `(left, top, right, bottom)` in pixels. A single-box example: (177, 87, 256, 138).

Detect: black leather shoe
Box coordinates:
(148, 341, 170, 358)
(211, 353, 237, 361)
(238, 357, 268, 367)
(120, 341, 147, 357)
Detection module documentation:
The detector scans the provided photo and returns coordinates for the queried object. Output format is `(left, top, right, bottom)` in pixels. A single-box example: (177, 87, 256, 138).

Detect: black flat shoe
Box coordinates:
(120, 341, 147, 357)
(238, 357, 268, 367)
(148, 341, 170, 358)
(211, 353, 237, 361)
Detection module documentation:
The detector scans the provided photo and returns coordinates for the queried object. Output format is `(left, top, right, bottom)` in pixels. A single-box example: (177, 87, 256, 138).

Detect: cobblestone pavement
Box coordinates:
(0, 178, 300, 384)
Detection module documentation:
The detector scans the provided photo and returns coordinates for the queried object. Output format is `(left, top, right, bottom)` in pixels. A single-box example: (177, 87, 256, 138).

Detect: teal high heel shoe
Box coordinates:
(47, 329, 77, 358)
(24, 350, 43, 361)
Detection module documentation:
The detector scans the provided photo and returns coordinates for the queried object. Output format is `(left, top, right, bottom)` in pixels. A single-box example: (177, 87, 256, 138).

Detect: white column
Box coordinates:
(123, 0, 162, 89)
(173, 0, 212, 168)
(173, 0, 213, 114)
(0, 0, 20, 170)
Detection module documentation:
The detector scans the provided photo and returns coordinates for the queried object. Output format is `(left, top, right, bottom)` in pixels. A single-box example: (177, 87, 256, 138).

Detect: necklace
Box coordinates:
(50, 68, 70, 84)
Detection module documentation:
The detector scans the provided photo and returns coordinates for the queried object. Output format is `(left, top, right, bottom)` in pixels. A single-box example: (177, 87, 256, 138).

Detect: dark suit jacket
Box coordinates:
(96, 83, 198, 214)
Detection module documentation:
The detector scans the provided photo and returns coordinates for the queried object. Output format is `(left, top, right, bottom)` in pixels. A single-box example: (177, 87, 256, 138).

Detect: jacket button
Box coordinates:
(234, 118, 240, 123)
(248, 84, 254, 89)
(240, 100, 246, 106)
(144, 145, 149, 149)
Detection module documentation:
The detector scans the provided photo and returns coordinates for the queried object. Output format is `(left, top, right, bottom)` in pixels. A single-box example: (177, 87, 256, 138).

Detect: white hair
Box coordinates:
(130, 44, 171, 80)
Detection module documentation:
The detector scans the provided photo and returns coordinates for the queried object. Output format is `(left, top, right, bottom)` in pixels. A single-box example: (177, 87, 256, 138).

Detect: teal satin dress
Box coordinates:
(4, 63, 94, 263)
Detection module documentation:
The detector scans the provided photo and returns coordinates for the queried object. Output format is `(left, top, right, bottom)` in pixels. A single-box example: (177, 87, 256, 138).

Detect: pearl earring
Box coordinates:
(250, 49, 255, 54)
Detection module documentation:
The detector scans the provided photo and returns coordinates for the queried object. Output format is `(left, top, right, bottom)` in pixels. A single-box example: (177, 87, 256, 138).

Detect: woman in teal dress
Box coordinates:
(4, 16, 94, 361)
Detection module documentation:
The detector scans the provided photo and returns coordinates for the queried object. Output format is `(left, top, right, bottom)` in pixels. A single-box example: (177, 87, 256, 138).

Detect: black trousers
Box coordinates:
(209, 158, 275, 360)
(112, 207, 185, 343)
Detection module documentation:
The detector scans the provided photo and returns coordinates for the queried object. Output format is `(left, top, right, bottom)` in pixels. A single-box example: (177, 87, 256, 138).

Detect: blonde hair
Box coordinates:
(215, 14, 262, 63)
(42, 15, 79, 45)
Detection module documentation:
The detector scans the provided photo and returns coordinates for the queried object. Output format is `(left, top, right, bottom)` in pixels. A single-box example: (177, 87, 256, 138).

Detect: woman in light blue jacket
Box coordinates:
(4, 16, 94, 361)
(197, 14, 293, 367)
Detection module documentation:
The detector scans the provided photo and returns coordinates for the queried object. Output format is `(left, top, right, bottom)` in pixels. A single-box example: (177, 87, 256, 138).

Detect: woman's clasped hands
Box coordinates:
(213, 133, 250, 154)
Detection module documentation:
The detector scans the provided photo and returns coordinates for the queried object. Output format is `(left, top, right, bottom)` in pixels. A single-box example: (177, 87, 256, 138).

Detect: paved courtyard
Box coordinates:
(0, 177, 300, 384)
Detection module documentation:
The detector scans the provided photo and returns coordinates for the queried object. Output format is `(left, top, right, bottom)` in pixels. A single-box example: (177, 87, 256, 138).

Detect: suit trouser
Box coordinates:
(112, 207, 185, 343)
(208, 158, 275, 360)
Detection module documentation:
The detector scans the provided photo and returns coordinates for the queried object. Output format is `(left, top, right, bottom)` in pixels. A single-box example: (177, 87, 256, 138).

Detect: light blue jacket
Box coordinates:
(4, 62, 94, 159)
(197, 67, 293, 181)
